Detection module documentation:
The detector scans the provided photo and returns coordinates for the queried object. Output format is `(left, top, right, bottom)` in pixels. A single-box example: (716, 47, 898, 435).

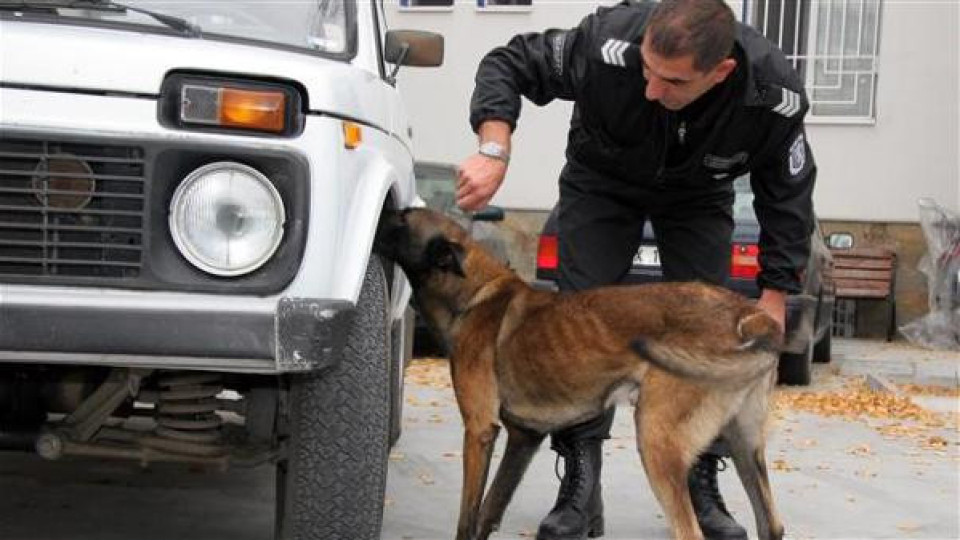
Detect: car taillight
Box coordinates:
(731, 243, 760, 279)
(537, 234, 559, 271)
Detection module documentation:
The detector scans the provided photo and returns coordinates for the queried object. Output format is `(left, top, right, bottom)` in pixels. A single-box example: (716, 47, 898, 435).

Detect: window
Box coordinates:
(745, 0, 881, 122)
(400, 0, 454, 9)
(477, 0, 533, 10)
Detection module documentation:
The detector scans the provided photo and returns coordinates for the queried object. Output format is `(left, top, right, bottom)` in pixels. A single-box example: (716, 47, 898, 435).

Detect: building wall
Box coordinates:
(388, 0, 960, 220)
(387, 1, 959, 337)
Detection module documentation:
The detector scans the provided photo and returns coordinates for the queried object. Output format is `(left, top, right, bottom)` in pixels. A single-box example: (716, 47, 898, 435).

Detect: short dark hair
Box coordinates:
(646, 0, 736, 72)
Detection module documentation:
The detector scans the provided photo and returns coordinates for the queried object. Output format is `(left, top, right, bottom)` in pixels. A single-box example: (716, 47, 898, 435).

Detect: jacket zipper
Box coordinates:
(655, 110, 675, 182)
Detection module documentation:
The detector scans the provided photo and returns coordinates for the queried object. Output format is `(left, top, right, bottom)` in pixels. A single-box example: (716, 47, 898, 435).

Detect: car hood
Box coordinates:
(0, 21, 385, 128)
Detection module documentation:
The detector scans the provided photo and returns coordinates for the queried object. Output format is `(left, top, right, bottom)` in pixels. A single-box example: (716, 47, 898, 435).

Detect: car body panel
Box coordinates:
(0, 11, 412, 147)
(0, 2, 422, 373)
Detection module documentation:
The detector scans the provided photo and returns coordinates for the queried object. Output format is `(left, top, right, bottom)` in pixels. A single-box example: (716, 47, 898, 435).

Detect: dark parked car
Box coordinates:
(535, 177, 835, 385)
(414, 161, 508, 355)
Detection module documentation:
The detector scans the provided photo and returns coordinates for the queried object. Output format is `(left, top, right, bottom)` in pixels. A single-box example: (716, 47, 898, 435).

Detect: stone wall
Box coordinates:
(820, 220, 929, 340)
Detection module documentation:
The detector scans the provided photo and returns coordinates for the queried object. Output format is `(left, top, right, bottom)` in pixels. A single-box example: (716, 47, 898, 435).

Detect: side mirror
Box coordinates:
(473, 205, 505, 223)
(826, 232, 854, 249)
(384, 30, 444, 68)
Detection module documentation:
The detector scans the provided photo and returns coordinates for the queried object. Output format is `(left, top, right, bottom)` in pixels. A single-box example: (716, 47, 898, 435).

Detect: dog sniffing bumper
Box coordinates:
(375, 208, 786, 540)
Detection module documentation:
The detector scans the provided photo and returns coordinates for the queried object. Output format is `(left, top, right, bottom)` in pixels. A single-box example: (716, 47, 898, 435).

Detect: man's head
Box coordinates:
(640, 0, 737, 111)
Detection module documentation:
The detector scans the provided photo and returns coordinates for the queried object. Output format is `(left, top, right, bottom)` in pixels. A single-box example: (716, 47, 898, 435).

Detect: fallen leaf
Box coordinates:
(897, 522, 923, 532)
(847, 444, 874, 457)
(772, 459, 798, 472)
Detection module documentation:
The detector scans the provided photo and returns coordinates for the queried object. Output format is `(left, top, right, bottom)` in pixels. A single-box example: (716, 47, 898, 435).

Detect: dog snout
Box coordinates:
(374, 208, 408, 259)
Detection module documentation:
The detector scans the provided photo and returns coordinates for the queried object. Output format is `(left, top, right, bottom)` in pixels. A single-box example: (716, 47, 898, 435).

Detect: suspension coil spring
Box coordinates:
(143, 372, 225, 457)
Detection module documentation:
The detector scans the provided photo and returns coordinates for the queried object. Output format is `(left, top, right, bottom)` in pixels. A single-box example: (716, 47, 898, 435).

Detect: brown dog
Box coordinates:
(377, 208, 785, 540)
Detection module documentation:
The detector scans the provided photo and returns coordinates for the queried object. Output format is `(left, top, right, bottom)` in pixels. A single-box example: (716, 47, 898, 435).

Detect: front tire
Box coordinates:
(275, 256, 391, 540)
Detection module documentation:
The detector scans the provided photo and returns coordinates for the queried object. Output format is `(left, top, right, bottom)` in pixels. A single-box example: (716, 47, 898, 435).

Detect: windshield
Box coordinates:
(27, 0, 354, 55)
(133, 0, 351, 54)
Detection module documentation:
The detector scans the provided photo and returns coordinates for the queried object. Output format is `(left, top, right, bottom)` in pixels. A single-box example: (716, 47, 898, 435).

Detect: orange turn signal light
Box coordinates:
(220, 88, 286, 133)
(343, 121, 363, 149)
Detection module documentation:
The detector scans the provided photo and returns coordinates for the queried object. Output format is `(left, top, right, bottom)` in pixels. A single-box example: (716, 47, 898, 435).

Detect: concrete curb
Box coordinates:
(834, 337, 960, 388)
(838, 356, 960, 387)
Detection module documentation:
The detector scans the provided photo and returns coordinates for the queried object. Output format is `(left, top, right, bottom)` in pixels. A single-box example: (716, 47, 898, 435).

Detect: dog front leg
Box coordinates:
(636, 407, 703, 540)
(723, 387, 784, 540)
(457, 423, 500, 540)
(475, 422, 545, 539)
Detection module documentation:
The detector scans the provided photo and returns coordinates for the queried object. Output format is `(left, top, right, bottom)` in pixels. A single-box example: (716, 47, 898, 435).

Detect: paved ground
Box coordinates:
(384, 343, 959, 540)
(0, 338, 956, 540)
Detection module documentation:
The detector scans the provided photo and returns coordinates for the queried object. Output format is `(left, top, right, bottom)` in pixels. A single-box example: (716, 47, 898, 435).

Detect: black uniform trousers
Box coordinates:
(552, 158, 735, 456)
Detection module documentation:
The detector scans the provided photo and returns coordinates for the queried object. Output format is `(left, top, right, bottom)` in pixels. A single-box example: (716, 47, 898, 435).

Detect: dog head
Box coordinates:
(375, 207, 471, 287)
(376, 207, 513, 332)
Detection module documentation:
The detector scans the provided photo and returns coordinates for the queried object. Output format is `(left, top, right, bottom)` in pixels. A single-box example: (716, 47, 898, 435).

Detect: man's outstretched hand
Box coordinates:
(757, 288, 787, 334)
(457, 154, 507, 211)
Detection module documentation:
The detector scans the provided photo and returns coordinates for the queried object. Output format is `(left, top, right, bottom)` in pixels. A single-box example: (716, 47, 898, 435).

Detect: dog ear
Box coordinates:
(425, 237, 466, 277)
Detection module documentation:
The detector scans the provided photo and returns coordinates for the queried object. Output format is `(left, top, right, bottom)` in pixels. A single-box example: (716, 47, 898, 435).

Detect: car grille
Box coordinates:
(0, 138, 146, 280)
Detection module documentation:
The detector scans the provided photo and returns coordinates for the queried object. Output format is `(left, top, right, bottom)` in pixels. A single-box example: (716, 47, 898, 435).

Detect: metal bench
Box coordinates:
(830, 246, 898, 340)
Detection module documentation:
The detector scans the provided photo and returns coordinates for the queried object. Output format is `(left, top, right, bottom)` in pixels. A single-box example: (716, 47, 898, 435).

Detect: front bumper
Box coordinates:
(0, 286, 354, 373)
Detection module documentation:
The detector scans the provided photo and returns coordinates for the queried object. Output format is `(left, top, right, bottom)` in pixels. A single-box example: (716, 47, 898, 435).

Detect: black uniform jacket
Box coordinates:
(469, 0, 816, 294)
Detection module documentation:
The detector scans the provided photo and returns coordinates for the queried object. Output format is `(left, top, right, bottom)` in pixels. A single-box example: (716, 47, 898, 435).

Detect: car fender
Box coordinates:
(333, 154, 414, 321)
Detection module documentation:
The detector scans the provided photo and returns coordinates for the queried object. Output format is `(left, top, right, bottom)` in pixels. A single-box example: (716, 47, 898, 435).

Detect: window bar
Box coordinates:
(837, 0, 850, 79)
(803, 0, 820, 104)
(792, 0, 802, 72)
(814, 0, 845, 91)
(762, 0, 770, 38)
(778, 0, 786, 51)
(869, 0, 881, 119)
(855, 0, 865, 58)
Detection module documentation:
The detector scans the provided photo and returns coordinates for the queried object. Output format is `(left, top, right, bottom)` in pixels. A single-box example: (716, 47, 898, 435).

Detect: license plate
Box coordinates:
(633, 245, 660, 267)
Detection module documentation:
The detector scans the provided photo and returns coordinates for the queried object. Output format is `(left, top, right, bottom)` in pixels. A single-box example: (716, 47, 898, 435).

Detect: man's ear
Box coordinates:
(425, 237, 466, 277)
(711, 57, 737, 84)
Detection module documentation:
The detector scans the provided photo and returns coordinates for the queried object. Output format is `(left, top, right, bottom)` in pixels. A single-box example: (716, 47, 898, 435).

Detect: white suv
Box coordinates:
(0, 1, 441, 538)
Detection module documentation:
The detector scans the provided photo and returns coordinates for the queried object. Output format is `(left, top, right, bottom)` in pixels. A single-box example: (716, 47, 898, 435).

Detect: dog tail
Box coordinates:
(631, 311, 781, 385)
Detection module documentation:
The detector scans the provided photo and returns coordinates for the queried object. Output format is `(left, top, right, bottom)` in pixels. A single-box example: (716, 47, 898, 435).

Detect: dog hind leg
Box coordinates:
(475, 422, 546, 539)
(722, 384, 784, 540)
(457, 423, 501, 540)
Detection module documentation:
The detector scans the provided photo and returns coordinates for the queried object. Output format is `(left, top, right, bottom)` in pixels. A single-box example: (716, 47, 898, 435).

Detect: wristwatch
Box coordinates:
(478, 141, 510, 164)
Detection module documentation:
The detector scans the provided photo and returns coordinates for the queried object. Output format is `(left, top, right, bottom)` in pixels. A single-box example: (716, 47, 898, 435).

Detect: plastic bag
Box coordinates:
(899, 198, 960, 350)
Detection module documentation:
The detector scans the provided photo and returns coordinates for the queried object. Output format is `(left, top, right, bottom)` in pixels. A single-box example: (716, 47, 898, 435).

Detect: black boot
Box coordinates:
(688, 454, 748, 540)
(536, 436, 605, 540)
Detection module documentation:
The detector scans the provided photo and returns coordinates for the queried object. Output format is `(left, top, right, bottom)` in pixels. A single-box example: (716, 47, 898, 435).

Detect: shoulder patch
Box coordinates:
(788, 133, 806, 176)
(772, 87, 802, 118)
(600, 38, 632, 67)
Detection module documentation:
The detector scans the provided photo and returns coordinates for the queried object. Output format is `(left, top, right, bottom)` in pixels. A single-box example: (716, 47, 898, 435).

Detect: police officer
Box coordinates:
(457, 1, 816, 539)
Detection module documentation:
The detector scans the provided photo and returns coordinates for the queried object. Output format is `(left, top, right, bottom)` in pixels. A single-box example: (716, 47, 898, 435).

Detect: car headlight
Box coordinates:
(169, 162, 285, 276)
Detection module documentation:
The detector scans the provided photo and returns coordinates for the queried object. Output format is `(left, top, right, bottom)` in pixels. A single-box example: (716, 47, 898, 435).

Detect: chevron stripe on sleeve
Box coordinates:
(772, 87, 801, 117)
(600, 38, 630, 67)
